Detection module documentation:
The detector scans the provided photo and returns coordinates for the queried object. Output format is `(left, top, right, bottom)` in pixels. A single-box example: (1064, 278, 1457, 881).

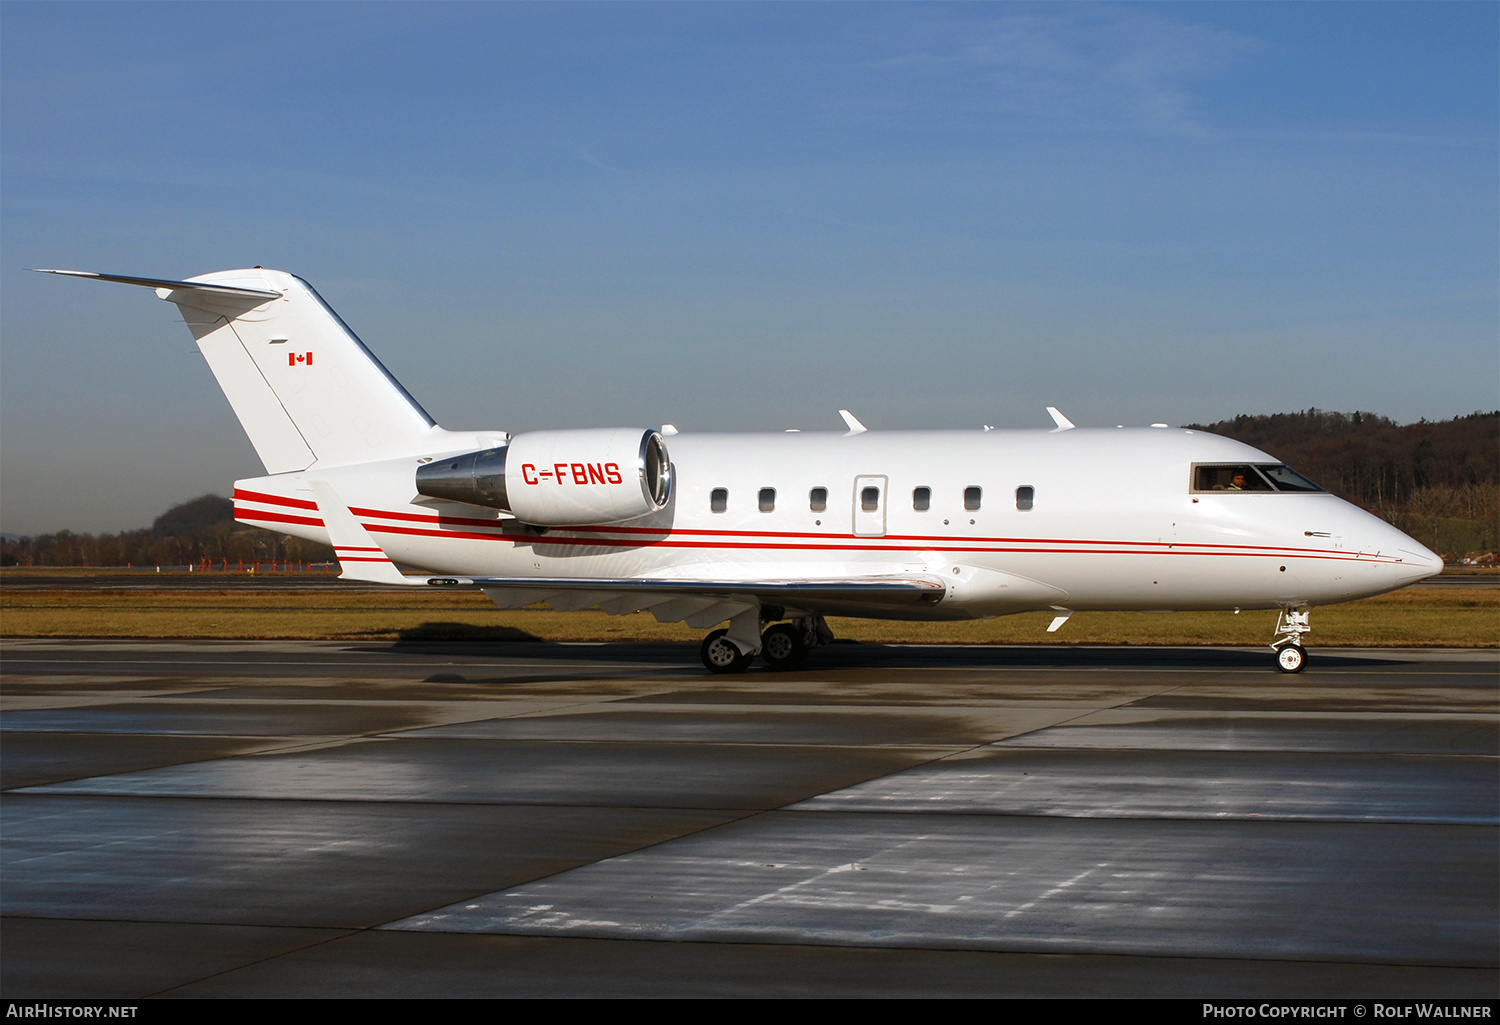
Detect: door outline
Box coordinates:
(852, 475, 887, 537)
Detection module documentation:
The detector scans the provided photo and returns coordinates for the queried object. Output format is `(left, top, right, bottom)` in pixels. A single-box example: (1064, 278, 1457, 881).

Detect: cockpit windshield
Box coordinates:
(1191, 464, 1324, 494)
(1256, 464, 1323, 492)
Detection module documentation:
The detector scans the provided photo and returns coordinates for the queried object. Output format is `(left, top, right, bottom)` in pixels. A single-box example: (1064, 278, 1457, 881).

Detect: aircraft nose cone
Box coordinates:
(1369, 515, 1443, 585)
(1392, 542, 1443, 585)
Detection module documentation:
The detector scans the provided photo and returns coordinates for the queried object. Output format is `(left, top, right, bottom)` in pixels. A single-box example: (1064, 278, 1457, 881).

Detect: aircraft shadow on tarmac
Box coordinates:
(393, 622, 544, 643)
(368, 637, 1406, 672)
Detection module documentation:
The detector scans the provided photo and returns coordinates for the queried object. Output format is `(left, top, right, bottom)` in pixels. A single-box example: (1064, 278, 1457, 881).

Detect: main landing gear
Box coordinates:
(700, 615, 829, 674)
(700, 629, 753, 674)
(1271, 605, 1311, 673)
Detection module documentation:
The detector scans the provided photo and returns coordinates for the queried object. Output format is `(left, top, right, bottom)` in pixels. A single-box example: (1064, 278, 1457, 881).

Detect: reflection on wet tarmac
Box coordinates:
(3, 639, 1495, 997)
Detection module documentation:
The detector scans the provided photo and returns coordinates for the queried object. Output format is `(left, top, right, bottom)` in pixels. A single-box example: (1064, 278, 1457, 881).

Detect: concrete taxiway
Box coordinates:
(2, 639, 1495, 997)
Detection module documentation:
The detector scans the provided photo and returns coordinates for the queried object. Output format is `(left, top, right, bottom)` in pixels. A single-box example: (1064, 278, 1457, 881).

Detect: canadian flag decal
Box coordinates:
(288, 352, 313, 366)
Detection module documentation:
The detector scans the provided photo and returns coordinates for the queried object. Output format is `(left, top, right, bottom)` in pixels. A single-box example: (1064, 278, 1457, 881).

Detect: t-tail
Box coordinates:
(35, 268, 446, 471)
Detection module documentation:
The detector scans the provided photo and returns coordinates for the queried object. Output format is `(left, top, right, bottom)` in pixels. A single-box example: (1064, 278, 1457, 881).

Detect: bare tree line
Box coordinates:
(5, 411, 1496, 566)
(1, 496, 333, 568)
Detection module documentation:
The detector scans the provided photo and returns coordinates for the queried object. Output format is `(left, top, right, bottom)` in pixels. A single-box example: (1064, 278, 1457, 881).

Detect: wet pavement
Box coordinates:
(2, 639, 1495, 997)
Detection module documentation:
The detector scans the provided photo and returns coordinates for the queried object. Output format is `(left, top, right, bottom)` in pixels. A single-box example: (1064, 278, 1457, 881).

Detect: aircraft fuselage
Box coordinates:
(235, 425, 1438, 619)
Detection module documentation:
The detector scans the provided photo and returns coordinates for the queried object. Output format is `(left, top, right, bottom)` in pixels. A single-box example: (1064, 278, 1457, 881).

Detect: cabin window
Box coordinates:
(809, 487, 827, 512)
(1016, 486, 1034, 511)
(964, 486, 982, 511)
(758, 487, 776, 512)
(710, 488, 728, 513)
(913, 486, 931, 511)
(861, 486, 880, 512)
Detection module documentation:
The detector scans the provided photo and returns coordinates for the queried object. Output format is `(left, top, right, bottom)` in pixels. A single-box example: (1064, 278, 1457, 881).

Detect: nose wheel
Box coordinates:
(1271, 606, 1311, 673)
(1275, 644, 1306, 673)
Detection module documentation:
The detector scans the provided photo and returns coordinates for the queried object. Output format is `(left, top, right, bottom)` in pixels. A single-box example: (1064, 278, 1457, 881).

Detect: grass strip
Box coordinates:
(1, 585, 1494, 646)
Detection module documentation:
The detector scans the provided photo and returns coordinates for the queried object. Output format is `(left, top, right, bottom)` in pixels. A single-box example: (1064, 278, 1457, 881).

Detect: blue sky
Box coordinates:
(3, 2, 1496, 533)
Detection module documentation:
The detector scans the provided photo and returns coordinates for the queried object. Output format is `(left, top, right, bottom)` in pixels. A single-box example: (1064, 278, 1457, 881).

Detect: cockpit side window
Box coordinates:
(1191, 464, 1274, 492)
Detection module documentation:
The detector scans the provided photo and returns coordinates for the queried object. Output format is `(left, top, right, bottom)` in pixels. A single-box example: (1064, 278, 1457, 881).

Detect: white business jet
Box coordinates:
(38, 268, 1441, 673)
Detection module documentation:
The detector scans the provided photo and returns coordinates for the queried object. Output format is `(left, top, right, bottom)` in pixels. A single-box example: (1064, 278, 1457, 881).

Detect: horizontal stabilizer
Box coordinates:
(33, 269, 281, 300)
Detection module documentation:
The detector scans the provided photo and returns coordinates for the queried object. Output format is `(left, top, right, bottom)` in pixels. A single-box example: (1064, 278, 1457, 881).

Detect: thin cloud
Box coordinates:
(870, 7, 1258, 134)
(577, 149, 627, 174)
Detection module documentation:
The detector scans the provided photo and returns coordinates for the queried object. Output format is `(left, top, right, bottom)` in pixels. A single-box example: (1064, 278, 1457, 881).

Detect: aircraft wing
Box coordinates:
(310, 479, 947, 623)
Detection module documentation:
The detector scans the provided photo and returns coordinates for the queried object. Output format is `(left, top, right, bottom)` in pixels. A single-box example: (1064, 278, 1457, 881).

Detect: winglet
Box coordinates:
(1046, 406, 1076, 432)
(308, 481, 421, 585)
(838, 409, 867, 435)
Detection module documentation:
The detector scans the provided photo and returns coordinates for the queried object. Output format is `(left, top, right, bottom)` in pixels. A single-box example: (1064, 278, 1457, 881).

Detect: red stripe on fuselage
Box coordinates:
(348, 505, 500, 528)
(357, 520, 1396, 564)
(235, 507, 324, 528)
(346, 503, 1386, 562)
(234, 488, 319, 511)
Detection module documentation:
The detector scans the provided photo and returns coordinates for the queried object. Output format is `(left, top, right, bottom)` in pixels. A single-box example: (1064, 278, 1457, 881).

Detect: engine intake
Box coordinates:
(416, 428, 671, 525)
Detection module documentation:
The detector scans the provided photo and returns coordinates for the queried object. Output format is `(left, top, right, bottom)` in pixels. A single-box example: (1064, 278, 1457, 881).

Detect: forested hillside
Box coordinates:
(1, 496, 334, 568)
(4, 411, 1496, 566)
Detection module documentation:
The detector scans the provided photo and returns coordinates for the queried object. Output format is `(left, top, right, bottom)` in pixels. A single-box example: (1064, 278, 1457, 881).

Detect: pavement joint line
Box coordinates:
(963, 671, 1224, 749)
(146, 927, 366, 998)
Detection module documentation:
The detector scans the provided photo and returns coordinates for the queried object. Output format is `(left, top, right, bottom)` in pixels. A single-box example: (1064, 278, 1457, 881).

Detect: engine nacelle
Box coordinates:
(415, 428, 671, 525)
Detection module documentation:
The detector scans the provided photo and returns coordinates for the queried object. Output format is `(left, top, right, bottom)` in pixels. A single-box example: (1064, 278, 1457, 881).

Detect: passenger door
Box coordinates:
(853, 475, 887, 536)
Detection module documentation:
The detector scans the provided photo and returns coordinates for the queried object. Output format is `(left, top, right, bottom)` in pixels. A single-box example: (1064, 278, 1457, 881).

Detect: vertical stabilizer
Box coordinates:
(162, 269, 438, 471)
(37, 268, 440, 473)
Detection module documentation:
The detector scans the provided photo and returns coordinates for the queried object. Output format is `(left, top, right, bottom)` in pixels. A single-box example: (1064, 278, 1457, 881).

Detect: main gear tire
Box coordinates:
(701, 629, 752, 674)
(1275, 644, 1307, 674)
(760, 623, 809, 670)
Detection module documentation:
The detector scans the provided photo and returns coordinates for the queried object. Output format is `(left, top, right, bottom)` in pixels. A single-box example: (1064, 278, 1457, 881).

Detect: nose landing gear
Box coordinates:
(1271, 605, 1311, 673)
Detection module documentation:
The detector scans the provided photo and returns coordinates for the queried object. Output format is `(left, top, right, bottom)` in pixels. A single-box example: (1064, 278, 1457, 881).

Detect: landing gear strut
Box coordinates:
(1271, 605, 1311, 673)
